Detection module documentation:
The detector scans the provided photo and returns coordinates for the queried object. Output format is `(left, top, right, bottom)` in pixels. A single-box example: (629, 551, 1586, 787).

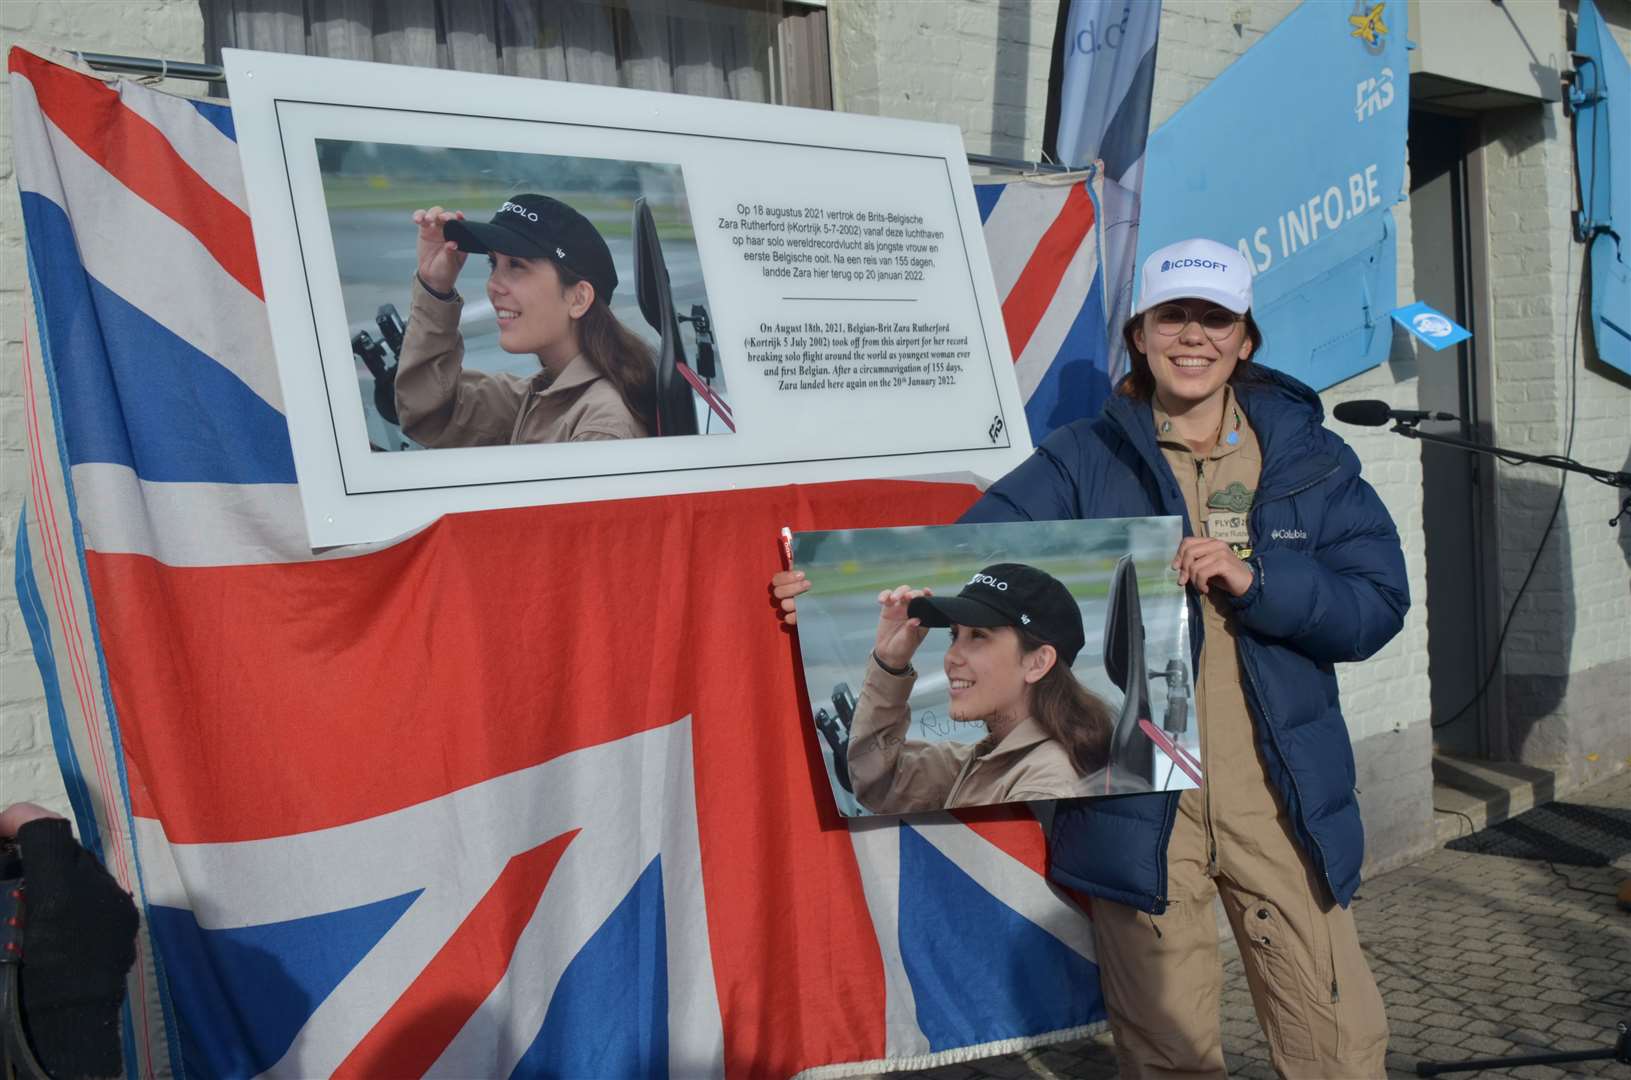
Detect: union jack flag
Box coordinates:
(11, 47, 1106, 1078)
(975, 169, 1134, 442)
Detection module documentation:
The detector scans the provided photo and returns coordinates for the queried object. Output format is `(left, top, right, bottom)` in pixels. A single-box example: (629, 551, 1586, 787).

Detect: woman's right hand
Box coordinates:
(0, 801, 63, 837)
(873, 585, 931, 671)
(413, 207, 469, 295)
(771, 569, 810, 626)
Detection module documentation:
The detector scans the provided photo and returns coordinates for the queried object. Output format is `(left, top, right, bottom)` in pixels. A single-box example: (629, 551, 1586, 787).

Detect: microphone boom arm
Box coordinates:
(1390, 422, 1631, 525)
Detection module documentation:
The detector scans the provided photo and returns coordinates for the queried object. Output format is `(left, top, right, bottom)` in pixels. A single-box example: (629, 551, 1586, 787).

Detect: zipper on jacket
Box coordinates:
(1192, 454, 1219, 878)
(1236, 645, 1334, 897)
(1151, 788, 1180, 915)
(1233, 460, 1345, 900)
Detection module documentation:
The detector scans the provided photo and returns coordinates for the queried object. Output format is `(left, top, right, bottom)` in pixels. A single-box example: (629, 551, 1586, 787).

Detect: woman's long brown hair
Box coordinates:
(1017, 628, 1113, 776)
(556, 262, 659, 435)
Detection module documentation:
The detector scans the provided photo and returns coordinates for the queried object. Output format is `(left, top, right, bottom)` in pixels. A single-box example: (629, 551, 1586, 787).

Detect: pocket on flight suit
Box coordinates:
(1236, 896, 1320, 1061)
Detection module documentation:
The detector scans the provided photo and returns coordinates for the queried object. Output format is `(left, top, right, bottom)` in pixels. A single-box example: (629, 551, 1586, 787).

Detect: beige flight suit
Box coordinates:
(1090, 387, 1389, 1079)
(394, 276, 647, 447)
(848, 657, 1087, 812)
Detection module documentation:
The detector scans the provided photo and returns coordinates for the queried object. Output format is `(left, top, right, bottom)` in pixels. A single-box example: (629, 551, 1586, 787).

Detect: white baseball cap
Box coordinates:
(1133, 237, 1253, 315)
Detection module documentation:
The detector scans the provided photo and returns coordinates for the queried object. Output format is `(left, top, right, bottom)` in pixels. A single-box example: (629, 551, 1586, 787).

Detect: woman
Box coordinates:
(847, 563, 1114, 814)
(394, 193, 656, 446)
(775, 238, 1405, 1079)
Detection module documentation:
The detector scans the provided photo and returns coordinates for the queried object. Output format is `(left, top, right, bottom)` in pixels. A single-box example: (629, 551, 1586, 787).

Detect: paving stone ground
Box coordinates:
(876, 769, 1631, 1080)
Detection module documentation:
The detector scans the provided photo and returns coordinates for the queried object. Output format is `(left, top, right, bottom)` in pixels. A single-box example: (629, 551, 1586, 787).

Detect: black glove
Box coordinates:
(16, 818, 138, 1079)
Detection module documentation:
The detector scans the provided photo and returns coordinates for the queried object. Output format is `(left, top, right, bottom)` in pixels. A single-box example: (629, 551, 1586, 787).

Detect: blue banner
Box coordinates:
(1572, 0, 1629, 376)
(1053, 0, 1163, 395)
(1055, 0, 1163, 187)
(1138, 1, 1408, 390)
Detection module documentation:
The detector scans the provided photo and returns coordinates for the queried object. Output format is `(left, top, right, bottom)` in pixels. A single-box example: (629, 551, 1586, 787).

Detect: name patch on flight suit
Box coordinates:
(1206, 481, 1255, 559)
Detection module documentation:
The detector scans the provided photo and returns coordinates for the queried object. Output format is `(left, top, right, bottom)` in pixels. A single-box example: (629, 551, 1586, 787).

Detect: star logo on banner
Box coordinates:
(1349, 2, 1388, 46)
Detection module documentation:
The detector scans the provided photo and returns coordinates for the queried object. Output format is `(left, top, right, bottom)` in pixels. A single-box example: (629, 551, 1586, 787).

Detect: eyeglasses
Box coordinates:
(1150, 303, 1245, 342)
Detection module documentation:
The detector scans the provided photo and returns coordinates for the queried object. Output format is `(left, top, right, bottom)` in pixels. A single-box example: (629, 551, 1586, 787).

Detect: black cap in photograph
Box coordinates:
(443, 193, 619, 303)
(907, 563, 1086, 665)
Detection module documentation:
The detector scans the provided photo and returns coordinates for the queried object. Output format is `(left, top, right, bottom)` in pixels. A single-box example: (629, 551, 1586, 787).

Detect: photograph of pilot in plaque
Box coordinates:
(318, 140, 732, 453)
(790, 517, 1199, 817)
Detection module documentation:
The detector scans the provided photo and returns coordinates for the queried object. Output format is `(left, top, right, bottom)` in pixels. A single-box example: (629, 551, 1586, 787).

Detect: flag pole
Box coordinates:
(74, 53, 1082, 180)
(76, 51, 223, 82)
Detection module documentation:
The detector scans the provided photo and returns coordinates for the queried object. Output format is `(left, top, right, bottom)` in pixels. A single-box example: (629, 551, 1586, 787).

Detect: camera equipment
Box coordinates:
(1152, 657, 1189, 734)
(1, 874, 50, 1080)
(351, 328, 390, 381)
(813, 682, 858, 794)
(375, 302, 405, 355)
(679, 303, 716, 379)
(350, 303, 409, 426)
(1149, 658, 1201, 785)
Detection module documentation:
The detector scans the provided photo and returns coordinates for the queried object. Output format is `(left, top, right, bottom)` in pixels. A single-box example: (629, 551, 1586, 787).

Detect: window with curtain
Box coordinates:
(203, 0, 831, 108)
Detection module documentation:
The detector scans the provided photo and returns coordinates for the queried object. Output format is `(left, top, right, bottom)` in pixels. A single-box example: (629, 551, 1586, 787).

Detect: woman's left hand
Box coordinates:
(1173, 537, 1254, 597)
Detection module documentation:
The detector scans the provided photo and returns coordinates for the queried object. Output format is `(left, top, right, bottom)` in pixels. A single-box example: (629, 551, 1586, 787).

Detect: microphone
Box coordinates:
(1332, 400, 1459, 427)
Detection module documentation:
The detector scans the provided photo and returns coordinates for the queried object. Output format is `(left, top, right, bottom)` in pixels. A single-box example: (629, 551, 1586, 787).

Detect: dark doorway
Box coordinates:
(1408, 107, 1499, 756)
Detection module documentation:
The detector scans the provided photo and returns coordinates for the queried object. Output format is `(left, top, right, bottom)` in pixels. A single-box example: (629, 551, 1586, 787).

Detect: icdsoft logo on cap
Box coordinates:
(1135, 237, 1253, 316)
(1160, 257, 1229, 273)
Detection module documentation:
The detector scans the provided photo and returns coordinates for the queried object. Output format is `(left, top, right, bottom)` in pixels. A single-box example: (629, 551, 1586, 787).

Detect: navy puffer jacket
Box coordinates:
(963, 368, 1409, 913)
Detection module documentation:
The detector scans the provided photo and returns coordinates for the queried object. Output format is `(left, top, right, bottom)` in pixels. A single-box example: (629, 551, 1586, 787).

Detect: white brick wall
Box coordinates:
(1148, 0, 1301, 130)
(1479, 10, 1631, 696)
(830, 0, 1059, 159)
(0, 2, 206, 814)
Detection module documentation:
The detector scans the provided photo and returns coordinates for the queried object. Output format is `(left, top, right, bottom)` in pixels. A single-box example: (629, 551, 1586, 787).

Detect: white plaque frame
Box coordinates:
(224, 49, 1032, 547)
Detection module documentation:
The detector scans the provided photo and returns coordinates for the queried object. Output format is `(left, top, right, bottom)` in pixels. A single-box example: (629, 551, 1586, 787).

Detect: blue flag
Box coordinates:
(1055, 0, 1162, 189)
(1049, 1, 1163, 414)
